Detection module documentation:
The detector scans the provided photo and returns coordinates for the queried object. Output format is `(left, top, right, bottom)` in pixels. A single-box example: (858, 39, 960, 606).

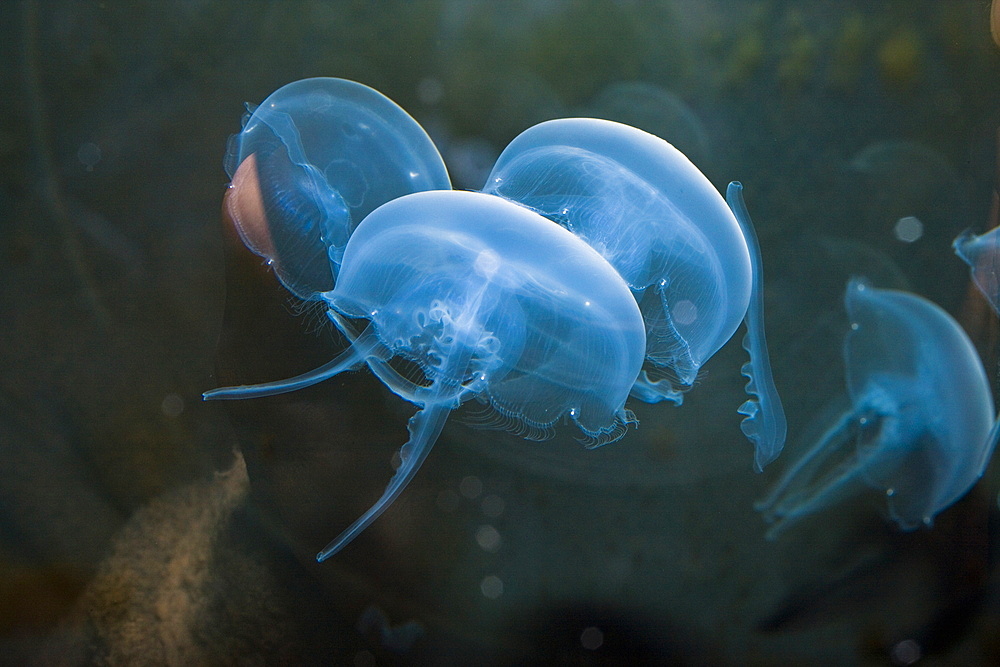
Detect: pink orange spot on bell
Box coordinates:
(223, 153, 276, 261)
(993, 0, 1000, 49)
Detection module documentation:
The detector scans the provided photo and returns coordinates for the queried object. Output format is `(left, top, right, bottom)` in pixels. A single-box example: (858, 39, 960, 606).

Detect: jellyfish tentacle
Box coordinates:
(755, 408, 864, 540)
(726, 181, 788, 471)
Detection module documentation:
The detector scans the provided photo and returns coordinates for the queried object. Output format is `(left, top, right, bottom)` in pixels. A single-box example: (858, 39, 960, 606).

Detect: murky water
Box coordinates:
(4, 1, 1000, 663)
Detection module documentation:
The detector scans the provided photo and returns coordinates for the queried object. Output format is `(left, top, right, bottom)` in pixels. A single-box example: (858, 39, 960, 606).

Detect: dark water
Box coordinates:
(3, 1, 1000, 664)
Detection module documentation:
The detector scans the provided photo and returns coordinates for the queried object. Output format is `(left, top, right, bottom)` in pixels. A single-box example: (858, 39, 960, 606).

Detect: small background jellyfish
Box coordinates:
(757, 279, 995, 539)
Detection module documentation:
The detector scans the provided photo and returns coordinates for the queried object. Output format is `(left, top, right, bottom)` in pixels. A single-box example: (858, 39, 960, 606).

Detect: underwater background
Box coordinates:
(3, 0, 1000, 664)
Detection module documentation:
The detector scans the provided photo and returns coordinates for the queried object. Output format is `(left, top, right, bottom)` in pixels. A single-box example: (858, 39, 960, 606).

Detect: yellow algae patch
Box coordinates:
(827, 13, 869, 93)
(878, 27, 923, 92)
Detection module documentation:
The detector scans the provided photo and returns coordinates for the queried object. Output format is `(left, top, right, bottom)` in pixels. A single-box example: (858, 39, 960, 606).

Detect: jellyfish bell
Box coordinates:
(206, 190, 646, 560)
(757, 279, 996, 538)
(954, 225, 1000, 317)
(223, 153, 275, 260)
(485, 117, 786, 470)
(582, 81, 713, 169)
(223, 77, 451, 300)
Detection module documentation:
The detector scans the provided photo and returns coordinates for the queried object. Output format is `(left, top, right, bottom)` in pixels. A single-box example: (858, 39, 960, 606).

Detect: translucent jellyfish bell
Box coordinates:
(223, 77, 451, 299)
(954, 224, 1000, 316)
(757, 279, 996, 539)
(206, 190, 646, 560)
(484, 117, 786, 470)
(582, 81, 712, 168)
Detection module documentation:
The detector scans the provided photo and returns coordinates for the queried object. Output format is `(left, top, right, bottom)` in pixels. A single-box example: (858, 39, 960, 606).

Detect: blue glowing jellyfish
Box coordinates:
(757, 279, 996, 538)
(223, 77, 451, 299)
(206, 190, 646, 560)
(954, 225, 1000, 316)
(483, 118, 786, 470)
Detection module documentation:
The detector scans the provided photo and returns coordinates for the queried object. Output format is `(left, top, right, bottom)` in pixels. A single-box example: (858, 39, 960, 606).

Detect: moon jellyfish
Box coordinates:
(954, 225, 1000, 316)
(205, 190, 646, 560)
(757, 279, 995, 539)
(223, 77, 451, 299)
(483, 117, 785, 470)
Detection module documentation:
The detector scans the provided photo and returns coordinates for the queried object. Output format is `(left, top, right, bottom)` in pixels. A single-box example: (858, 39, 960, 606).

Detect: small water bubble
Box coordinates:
(417, 78, 443, 105)
(894, 216, 923, 243)
(480, 575, 503, 599)
(475, 524, 501, 552)
(77, 142, 101, 171)
(580, 626, 604, 650)
(890, 638, 921, 665)
(161, 393, 184, 417)
(672, 299, 698, 325)
(459, 475, 482, 499)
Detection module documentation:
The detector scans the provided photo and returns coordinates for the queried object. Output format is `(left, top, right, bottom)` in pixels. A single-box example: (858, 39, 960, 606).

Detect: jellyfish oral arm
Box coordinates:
(630, 370, 685, 404)
(202, 343, 367, 400)
(314, 343, 481, 562)
(315, 400, 451, 561)
(326, 309, 429, 403)
(953, 226, 1000, 316)
(981, 410, 1000, 474)
(201, 320, 390, 400)
(755, 407, 860, 539)
(327, 307, 491, 406)
(726, 182, 788, 471)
